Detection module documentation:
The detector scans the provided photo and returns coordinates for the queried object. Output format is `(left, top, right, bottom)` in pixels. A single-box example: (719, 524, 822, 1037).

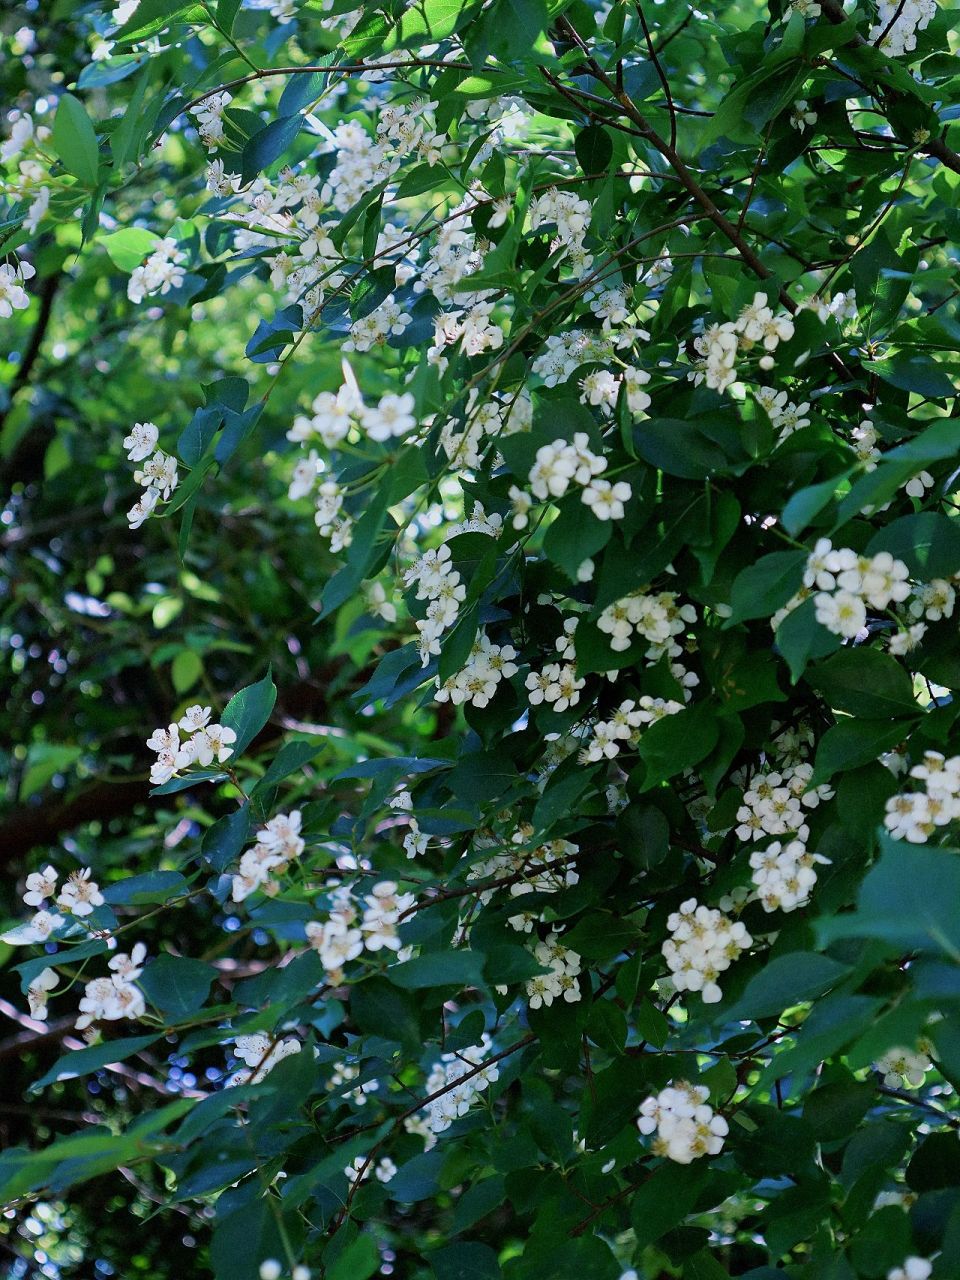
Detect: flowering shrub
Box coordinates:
(3, 1, 960, 1277)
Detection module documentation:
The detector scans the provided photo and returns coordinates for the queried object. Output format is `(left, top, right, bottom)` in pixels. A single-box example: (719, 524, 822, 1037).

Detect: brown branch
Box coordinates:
(554, 15, 856, 382)
(0, 271, 61, 433)
(635, 2, 677, 152)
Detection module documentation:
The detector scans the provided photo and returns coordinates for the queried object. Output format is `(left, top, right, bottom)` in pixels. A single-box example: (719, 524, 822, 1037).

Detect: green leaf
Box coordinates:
(222, 669, 277, 756)
(633, 417, 750, 479)
(817, 837, 960, 959)
(30, 1035, 160, 1094)
(52, 93, 100, 186)
(102, 227, 160, 272)
(782, 470, 853, 537)
(907, 1132, 960, 1192)
(803, 1076, 874, 1142)
(726, 953, 850, 1022)
(872, 353, 957, 398)
(102, 869, 189, 905)
(328, 1235, 380, 1280)
(20, 743, 83, 800)
(138, 953, 216, 1018)
(216, 0, 242, 32)
(431, 1242, 502, 1280)
(813, 717, 915, 783)
(574, 124, 613, 175)
(251, 738, 323, 798)
(210, 1191, 302, 1280)
(808, 648, 917, 718)
(172, 648, 203, 693)
(727, 551, 807, 624)
(636, 702, 719, 790)
(351, 978, 422, 1053)
(775, 596, 842, 683)
(543, 495, 611, 577)
(387, 950, 484, 990)
(240, 114, 304, 184)
(109, 67, 150, 168)
(867, 512, 960, 579)
(630, 1163, 709, 1250)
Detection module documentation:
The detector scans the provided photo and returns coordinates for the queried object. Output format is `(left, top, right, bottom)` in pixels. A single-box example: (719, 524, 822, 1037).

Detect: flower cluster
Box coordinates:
(580, 696, 683, 762)
(24, 864, 104, 919)
(1, 109, 52, 238)
(531, 327, 641, 388)
(421, 1036, 501, 1136)
(755, 386, 811, 444)
(467, 831, 580, 932)
(127, 237, 187, 304)
(123, 421, 180, 530)
(227, 1033, 302, 1086)
(749, 836, 830, 913)
(77, 944, 148, 1031)
(637, 1082, 729, 1164)
(869, 0, 936, 56)
(305, 880, 415, 981)
(884, 751, 960, 843)
(691, 291, 795, 392)
(439, 388, 530, 471)
(528, 434, 607, 503)
(524, 932, 582, 1009)
(146, 704, 237, 786)
(231, 811, 305, 902)
(435, 635, 519, 708)
(803, 540, 911, 637)
(735, 762, 832, 841)
(190, 90, 232, 150)
(404, 543, 468, 666)
(662, 899, 752, 1003)
(528, 187, 592, 264)
(525, 659, 586, 713)
(330, 1059, 379, 1106)
(598, 590, 696, 655)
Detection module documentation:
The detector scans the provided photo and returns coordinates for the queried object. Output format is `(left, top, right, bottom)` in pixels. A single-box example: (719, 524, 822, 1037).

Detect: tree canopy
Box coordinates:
(3, 1, 960, 1278)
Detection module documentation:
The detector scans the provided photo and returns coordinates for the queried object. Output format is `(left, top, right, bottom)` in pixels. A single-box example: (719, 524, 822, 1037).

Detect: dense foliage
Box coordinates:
(3, 1, 960, 1277)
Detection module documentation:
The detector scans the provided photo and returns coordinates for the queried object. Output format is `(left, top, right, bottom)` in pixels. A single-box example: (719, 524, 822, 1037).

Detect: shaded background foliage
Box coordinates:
(3, 0, 960, 1278)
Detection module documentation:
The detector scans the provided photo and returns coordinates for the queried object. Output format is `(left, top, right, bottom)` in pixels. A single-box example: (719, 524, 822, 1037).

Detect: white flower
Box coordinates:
(123, 422, 159, 462)
(2, 113, 34, 163)
(789, 99, 817, 130)
(582, 478, 631, 521)
(56, 868, 104, 917)
(638, 1081, 728, 1163)
(133, 451, 178, 500)
(23, 865, 58, 907)
(20, 910, 66, 943)
(362, 392, 417, 442)
(905, 469, 934, 499)
(27, 967, 58, 1021)
(191, 722, 237, 765)
(876, 1045, 932, 1089)
(887, 1260, 933, 1280)
(127, 486, 160, 530)
(889, 623, 926, 656)
(0, 263, 32, 317)
(179, 705, 212, 733)
(814, 589, 866, 638)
